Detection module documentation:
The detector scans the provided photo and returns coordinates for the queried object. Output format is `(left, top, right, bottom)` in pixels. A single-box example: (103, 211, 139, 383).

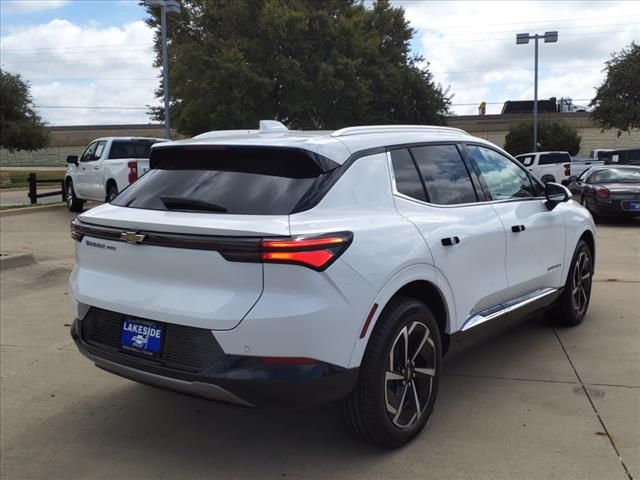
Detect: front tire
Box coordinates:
(548, 240, 593, 326)
(66, 180, 84, 212)
(342, 297, 441, 448)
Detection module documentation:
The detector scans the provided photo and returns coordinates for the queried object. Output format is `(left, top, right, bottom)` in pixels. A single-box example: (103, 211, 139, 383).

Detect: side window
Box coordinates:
(467, 145, 539, 200)
(80, 142, 98, 162)
(390, 149, 427, 202)
(538, 153, 569, 165)
(576, 168, 591, 182)
(517, 155, 534, 167)
(410, 145, 478, 205)
(94, 141, 107, 160)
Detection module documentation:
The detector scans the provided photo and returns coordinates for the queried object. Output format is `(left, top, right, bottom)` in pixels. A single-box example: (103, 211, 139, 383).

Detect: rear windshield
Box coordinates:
(538, 153, 570, 165)
(108, 140, 158, 159)
(112, 147, 338, 215)
(591, 168, 640, 183)
(516, 155, 534, 166)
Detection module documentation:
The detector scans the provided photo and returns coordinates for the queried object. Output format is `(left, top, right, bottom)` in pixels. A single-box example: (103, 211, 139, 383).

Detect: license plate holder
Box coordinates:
(120, 318, 164, 358)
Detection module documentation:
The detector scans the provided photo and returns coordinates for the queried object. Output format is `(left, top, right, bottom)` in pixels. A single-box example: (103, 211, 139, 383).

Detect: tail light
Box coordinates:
(127, 161, 138, 184)
(260, 232, 353, 271)
(564, 163, 570, 176)
(595, 186, 610, 199)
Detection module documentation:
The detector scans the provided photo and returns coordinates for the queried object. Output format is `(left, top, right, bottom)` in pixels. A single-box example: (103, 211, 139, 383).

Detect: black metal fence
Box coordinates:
(27, 173, 65, 205)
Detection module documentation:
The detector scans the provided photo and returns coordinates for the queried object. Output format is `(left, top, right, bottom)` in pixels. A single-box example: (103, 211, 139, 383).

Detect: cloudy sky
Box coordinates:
(1, 0, 638, 126)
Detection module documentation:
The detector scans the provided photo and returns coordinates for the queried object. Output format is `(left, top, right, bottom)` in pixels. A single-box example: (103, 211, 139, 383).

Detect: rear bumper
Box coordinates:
(590, 200, 640, 217)
(71, 318, 358, 408)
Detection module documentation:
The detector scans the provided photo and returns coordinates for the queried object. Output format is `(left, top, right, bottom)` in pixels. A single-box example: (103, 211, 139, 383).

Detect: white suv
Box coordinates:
(70, 123, 596, 447)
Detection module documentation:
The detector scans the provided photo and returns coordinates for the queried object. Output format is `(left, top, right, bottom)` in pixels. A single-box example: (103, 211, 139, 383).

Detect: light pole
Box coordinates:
(516, 31, 558, 153)
(144, 0, 181, 139)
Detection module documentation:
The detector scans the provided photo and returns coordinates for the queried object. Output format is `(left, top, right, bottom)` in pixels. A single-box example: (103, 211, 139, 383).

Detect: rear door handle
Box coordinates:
(511, 225, 526, 233)
(441, 236, 460, 246)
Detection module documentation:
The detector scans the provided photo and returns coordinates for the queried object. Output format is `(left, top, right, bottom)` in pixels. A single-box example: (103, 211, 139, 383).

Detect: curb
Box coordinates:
(0, 203, 66, 217)
(0, 253, 36, 270)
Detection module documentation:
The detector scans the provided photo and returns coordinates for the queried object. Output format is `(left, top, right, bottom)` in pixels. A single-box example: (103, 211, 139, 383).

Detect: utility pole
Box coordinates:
(516, 31, 558, 153)
(144, 0, 181, 139)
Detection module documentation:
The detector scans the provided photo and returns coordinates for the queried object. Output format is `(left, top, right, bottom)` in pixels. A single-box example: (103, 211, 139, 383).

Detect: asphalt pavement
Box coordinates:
(1, 208, 638, 480)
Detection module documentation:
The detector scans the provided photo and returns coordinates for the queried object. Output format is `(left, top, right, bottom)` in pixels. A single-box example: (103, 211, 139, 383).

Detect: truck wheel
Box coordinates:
(106, 183, 118, 202)
(541, 174, 556, 183)
(66, 180, 84, 212)
(341, 297, 441, 448)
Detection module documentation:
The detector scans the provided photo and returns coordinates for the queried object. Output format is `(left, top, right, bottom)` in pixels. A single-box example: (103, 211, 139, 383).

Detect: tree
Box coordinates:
(0, 70, 48, 152)
(146, 0, 451, 135)
(504, 119, 581, 156)
(590, 42, 640, 137)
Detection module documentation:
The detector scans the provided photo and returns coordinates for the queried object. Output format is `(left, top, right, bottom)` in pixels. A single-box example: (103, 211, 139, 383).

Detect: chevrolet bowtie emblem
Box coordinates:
(120, 232, 146, 244)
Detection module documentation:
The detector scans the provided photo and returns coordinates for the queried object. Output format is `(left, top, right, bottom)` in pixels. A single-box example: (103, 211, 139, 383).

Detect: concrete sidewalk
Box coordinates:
(1, 209, 638, 479)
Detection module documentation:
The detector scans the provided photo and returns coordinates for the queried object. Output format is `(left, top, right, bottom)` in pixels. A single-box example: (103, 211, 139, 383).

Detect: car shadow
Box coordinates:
(6, 314, 568, 478)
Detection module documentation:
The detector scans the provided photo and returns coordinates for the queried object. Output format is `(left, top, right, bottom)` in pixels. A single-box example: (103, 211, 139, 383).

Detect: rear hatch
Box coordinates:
(72, 145, 339, 330)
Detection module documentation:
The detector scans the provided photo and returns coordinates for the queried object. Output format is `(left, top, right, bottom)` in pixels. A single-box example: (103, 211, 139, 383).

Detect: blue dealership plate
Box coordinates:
(120, 318, 164, 357)
(625, 202, 640, 210)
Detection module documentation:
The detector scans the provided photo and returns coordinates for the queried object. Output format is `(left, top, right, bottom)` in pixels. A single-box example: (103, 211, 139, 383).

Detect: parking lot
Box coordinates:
(1, 207, 638, 479)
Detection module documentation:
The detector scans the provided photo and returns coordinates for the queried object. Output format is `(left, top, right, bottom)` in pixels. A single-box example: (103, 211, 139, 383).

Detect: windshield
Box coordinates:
(591, 168, 640, 183)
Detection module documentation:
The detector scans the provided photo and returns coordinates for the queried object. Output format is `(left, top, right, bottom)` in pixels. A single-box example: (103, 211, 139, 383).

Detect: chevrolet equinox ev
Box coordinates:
(70, 123, 596, 447)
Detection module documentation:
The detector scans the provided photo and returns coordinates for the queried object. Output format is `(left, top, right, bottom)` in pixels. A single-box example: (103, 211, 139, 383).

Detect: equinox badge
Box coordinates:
(120, 232, 146, 244)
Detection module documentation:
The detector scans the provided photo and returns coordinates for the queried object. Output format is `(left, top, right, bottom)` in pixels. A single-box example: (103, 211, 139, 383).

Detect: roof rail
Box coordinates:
(330, 125, 468, 137)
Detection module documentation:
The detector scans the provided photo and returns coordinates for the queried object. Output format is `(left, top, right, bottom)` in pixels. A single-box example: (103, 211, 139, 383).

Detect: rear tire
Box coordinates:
(548, 240, 593, 326)
(66, 180, 84, 212)
(106, 183, 118, 202)
(342, 297, 441, 448)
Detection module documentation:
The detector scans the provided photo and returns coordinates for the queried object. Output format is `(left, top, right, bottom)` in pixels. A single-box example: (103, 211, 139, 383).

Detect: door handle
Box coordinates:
(93, 166, 100, 170)
(511, 225, 526, 233)
(441, 236, 460, 246)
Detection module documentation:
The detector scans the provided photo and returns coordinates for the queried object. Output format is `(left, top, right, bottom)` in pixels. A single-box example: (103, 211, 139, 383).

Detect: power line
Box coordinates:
(34, 105, 151, 110)
(416, 14, 640, 30)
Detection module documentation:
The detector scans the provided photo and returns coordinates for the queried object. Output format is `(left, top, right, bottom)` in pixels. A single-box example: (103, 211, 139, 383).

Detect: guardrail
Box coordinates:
(27, 173, 65, 205)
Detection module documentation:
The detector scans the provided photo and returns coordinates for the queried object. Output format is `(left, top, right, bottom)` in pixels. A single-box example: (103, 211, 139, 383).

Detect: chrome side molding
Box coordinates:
(461, 287, 558, 332)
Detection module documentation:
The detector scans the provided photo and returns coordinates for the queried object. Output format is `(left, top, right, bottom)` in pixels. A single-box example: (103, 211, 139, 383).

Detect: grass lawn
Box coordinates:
(1, 170, 64, 189)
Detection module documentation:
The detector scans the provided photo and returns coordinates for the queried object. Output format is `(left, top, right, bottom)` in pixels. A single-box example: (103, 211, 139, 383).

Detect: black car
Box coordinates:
(567, 165, 640, 219)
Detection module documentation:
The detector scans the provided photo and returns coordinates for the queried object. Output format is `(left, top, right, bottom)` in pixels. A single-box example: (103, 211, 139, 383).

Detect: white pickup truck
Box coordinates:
(514, 151, 572, 183)
(64, 137, 165, 211)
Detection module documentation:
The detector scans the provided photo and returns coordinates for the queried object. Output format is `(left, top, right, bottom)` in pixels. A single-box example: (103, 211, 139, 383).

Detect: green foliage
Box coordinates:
(504, 119, 581, 156)
(146, 0, 451, 135)
(590, 42, 640, 136)
(0, 70, 49, 152)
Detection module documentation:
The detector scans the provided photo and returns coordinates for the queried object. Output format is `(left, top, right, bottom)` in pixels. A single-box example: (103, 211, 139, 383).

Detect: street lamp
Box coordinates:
(516, 31, 558, 153)
(144, 0, 181, 139)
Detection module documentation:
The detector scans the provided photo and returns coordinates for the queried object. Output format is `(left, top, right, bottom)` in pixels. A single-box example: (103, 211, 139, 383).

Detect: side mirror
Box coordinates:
(545, 182, 571, 210)
(66, 155, 79, 165)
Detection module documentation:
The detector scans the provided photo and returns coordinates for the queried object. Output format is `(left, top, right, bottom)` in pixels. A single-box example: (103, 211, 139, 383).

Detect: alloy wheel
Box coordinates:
(571, 250, 592, 316)
(384, 321, 436, 429)
(66, 184, 74, 207)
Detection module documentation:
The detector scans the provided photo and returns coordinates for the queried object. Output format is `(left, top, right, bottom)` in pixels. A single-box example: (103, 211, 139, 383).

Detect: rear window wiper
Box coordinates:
(160, 196, 228, 213)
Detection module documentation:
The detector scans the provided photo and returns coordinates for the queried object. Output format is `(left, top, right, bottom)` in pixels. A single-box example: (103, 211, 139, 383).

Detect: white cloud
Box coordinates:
(2, 0, 68, 14)
(0, 19, 159, 125)
(396, 0, 640, 115)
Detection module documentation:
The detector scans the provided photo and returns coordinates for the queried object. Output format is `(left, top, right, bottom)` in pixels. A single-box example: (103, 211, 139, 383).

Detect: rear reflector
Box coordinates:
(360, 303, 379, 339)
(260, 232, 353, 271)
(564, 163, 570, 176)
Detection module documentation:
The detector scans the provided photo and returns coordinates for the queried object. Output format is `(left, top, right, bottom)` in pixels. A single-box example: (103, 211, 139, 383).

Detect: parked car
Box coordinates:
(567, 165, 640, 219)
(565, 157, 604, 182)
(514, 151, 572, 183)
(602, 148, 640, 166)
(589, 148, 614, 160)
(64, 137, 166, 212)
(69, 122, 596, 447)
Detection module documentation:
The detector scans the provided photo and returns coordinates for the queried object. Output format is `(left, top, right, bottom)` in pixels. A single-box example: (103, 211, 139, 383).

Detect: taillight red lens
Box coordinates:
(127, 161, 138, 184)
(564, 163, 570, 176)
(595, 186, 610, 199)
(260, 232, 353, 270)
